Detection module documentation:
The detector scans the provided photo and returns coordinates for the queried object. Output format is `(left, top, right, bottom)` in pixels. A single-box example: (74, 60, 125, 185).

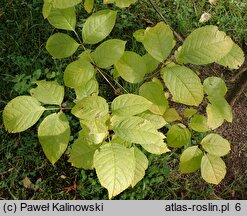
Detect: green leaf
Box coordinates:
(93, 39, 126, 68)
(30, 80, 64, 106)
(142, 22, 175, 62)
(180, 146, 203, 173)
(72, 96, 109, 120)
(162, 65, 204, 106)
(111, 94, 152, 117)
(47, 7, 76, 31)
(111, 135, 132, 148)
(216, 43, 245, 69)
(141, 142, 170, 155)
(82, 10, 117, 44)
(201, 154, 226, 185)
(64, 59, 95, 88)
(206, 97, 232, 130)
(167, 124, 191, 148)
(72, 96, 109, 143)
(163, 108, 182, 123)
(189, 114, 209, 132)
(51, 0, 82, 9)
(142, 53, 160, 74)
(138, 111, 167, 129)
(84, 0, 94, 13)
(46, 33, 79, 58)
(175, 25, 234, 65)
(203, 77, 227, 97)
(133, 29, 145, 42)
(183, 108, 197, 118)
(201, 133, 230, 157)
(75, 78, 99, 100)
(131, 147, 148, 187)
(38, 112, 70, 165)
(43, 0, 52, 19)
(68, 130, 100, 169)
(113, 116, 165, 146)
(3, 96, 45, 133)
(103, 0, 138, 8)
(78, 49, 92, 62)
(115, 51, 147, 83)
(139, 80, 168, 115)
(94, 143, 135, 199)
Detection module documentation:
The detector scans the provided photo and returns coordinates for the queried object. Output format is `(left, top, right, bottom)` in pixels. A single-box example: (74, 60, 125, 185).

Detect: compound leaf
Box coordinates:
(93, 39, 126, 68)
(142, 22, 175, 62)
(64, 59, 95, 88)
(115, 51, 147, 83)
(38, 112, 70, 165)
(82, 10, 117, 44)
(162, 65, 204, 106)
(3, 96, 45, 133)
(94, 143, 135, 199)
(46, 33, 79, 58)
(111, 94, 152, 117)
(201, 133, 230, 157)
(30, 80, 64, 106)
(180, 146, 203, 173)
(201, 154, 226, 185)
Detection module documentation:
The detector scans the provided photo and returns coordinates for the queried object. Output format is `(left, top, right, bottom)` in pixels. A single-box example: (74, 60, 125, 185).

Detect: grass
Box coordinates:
(1, 0, 246, 200)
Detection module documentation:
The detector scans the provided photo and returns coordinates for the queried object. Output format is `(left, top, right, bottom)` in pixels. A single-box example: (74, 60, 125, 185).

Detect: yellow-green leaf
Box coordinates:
(63, 59, 95, 88)
(111, 94, 152, 117)
(94, 143, 135, 199)
(115, 51, 147, 83)
(138, 111, 167, 129)
(103, 0, 138, 8)
(46, 33, 79, 58)
(82, 10, 117, 44)
(175, 25, 234, 65)
(74, 78, 99, 100)
(180, 146, 203, 173)
(113, 116, 165, 146)
(68, 130, 100, 169)
(84, 0, 94, 13)
(141, 142, 170, 155)
(189, 114, 209, 132)
(139, 80, 168, 115)
(216, 43, 245, 69)
(183, 108, 197, 118)
(201, 133, 230, 157)
(167, 124, 191, 148)
(131, 147, 148, 187)
(51, 0, 82, 9)
(38, 112, 70, 165)
(47, 7, 76, 31)
(163, 108, 182, 123)
(30, 80, 64, 106)
(201, 154, 226, 184)
(3, 96, 45, 133)
(143, 22, 175, 62)
(162, 65, 204, 106)
(93, 39, 126, 68)
(203, 77, 227, 97)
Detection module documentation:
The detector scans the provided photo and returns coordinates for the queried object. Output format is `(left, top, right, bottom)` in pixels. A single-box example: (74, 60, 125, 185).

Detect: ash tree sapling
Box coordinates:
(2, 0, 245, 199)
